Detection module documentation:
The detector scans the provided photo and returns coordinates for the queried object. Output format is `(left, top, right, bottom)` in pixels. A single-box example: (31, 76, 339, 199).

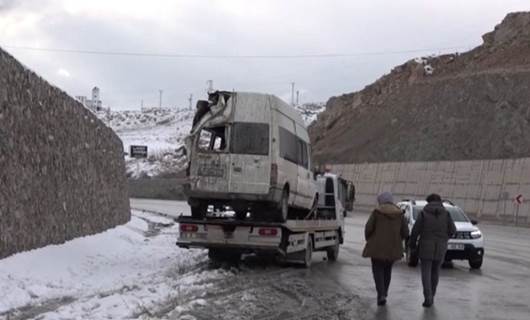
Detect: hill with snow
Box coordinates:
(97, 107, 193, 178)
(295, 102, 326, 125)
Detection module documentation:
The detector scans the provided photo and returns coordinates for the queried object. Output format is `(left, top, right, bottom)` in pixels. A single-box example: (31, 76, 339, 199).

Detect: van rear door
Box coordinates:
(191, 126, 231, 193)
(229, 122, 271, 194)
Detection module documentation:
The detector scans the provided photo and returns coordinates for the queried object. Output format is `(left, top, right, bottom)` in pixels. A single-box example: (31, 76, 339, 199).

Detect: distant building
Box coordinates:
(76, 86, 103, 112)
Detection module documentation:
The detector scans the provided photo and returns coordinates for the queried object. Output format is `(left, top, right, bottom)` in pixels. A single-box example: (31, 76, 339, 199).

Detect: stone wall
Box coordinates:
(332, 158, 530, 226)
(0, 48, 130, 259)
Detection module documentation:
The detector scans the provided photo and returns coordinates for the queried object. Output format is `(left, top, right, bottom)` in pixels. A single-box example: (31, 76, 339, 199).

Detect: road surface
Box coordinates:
(130, 198, 530, 320)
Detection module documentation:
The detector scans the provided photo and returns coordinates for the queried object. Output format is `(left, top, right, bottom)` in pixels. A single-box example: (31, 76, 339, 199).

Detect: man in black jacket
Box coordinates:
(409, 194, 457, 307)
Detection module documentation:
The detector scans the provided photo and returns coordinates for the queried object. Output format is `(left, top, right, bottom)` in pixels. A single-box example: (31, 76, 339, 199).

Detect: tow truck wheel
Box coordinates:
(303, 237, 313, 268)
(235, 211, 247, 220)
(208, 248, 241, 263)
(208, 248, 221, 261)
(191, 202, 206, 219)
(326, 242, 340, 261)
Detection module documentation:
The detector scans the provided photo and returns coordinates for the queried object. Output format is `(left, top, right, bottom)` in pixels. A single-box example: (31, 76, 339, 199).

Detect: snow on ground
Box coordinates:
(0, 210, 226, 320)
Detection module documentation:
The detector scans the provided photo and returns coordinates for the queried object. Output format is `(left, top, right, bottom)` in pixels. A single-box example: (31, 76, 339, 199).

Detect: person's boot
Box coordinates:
(422, 297, 433, 308)
(377, 295, 387, 306)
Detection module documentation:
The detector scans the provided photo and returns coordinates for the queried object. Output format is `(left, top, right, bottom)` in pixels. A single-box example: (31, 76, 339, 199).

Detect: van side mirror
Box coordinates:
(471, 219, 478, 225)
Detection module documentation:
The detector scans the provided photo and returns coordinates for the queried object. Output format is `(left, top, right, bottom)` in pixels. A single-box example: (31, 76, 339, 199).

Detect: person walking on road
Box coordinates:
(362, 192, 409, 306)
(409, 193, 457, 308)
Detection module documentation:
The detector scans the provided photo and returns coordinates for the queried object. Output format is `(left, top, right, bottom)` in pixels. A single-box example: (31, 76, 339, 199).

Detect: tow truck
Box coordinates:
(177, 172, 355, 267)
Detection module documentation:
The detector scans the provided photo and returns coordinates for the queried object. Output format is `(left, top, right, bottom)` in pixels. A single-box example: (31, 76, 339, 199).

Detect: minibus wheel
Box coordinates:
(277, 188, 289, 222)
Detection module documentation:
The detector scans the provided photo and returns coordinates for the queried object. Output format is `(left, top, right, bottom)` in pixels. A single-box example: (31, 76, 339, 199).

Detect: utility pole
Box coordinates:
(296, 90, 300, 106)
(188, 94, 193, 111)
(159, 89, 163, 108)
(290, 82, 295, 106)
(141, 99, 144, 110)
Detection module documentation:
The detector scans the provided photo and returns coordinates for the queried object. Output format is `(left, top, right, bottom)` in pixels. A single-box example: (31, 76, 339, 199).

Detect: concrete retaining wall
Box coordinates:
(0, 48, 130, 259)
(332, 158, 530, 225)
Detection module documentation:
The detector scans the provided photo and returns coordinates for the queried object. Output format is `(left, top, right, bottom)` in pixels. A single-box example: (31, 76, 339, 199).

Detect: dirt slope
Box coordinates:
(309, 12, 530, 164)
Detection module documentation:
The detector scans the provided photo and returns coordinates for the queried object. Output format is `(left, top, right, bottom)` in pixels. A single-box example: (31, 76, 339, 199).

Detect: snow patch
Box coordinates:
(97, 108, 193, 178)
(424, 64, 434, 75)
(0, 209, 210, 319)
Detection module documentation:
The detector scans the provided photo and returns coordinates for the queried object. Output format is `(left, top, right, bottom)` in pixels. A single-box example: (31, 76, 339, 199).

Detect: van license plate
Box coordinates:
(198, 166, 224, 177)
(448, 244, 465, 250)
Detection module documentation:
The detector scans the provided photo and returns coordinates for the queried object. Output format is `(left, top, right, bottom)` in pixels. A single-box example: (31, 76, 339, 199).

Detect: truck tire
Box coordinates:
(208, 248, 222, 261)
(326, 242, 340, 262)
(469, 257, 483, 269)
(303, 237, 313, 268)
(235, 210, 247, 220)
(277, 188, 289, 222)
(208, 248, 241, 263)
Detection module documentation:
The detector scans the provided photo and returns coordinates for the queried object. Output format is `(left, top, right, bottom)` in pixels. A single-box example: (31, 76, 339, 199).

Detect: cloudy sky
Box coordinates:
(1, 0, 528, 110)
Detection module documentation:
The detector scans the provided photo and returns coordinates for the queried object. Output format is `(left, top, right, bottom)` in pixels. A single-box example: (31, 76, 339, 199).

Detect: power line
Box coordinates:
(2, 44, 472, 59)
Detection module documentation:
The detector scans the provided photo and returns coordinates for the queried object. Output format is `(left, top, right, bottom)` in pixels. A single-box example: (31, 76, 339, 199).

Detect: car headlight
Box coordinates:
(470, 230, 482, 239)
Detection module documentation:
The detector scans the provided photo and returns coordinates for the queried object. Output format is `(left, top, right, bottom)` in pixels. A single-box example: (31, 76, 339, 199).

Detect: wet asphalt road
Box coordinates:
(130, 199, 530, 320)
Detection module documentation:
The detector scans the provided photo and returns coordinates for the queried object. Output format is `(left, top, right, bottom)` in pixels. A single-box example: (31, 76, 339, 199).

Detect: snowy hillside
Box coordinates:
(98, 108, 193, 178)
(295, 102, 326, 124)
(98, 102, 325, 179)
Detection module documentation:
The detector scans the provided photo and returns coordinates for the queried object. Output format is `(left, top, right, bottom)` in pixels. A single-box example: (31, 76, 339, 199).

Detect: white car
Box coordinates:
(397, 200, 485, 269)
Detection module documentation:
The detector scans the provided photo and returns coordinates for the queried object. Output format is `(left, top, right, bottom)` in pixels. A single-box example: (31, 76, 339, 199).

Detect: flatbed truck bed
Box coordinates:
(176, 215, 343, 267)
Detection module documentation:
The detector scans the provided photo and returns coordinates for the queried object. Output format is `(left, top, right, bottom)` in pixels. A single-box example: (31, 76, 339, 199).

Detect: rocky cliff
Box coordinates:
(0, 47, 130, 259)
(309, 12, 530, 164)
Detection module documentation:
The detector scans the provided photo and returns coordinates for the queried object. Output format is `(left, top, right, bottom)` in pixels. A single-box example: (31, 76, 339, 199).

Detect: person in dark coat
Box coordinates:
(409, 193, 457, 307)
(363, 192, 409, 306)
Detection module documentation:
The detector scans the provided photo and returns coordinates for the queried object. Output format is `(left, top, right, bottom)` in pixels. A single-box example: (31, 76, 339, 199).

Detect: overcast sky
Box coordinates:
(1, 0, 528, 110)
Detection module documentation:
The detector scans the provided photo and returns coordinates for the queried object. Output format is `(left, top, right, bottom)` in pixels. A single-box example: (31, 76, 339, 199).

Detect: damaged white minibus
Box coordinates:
(184, 91, 318, 222)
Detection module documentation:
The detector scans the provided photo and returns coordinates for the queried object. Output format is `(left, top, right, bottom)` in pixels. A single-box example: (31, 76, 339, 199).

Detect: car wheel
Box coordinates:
(277, 188, 289, 222)
(406, 246, 419, 267)
(469, 258, 483, 269)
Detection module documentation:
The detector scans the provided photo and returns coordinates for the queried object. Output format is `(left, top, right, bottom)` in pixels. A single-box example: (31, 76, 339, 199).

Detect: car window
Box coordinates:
(198, 126, 226, 152)
(279, 127, 298, 163)
(280, 126, 310, 168)
(412, 205, 469, 222)
(447, 207, 469, 222)
(297, 139, 309, 169)
(230, 122, 269, 155)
